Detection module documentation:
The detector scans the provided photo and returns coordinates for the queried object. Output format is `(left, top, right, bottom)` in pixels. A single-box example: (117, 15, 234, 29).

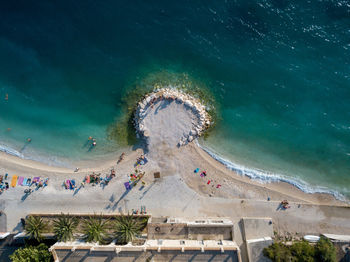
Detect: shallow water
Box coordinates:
(0, 1, 349, 197)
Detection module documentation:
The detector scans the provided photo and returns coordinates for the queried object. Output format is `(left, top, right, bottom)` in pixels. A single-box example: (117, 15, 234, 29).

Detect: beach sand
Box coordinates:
(0, 98, 349, 239)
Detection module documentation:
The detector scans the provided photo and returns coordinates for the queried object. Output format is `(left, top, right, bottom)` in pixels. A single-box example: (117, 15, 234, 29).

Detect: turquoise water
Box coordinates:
(0, 1, 349, 197)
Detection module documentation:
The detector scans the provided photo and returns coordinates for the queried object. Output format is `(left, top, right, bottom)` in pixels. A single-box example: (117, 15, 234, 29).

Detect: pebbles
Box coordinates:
(134, 88, 212, 146)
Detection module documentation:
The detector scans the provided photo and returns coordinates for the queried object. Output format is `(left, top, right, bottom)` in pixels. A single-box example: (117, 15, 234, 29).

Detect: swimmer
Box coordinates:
(27, 138, 32, 142)
(88, 136, 93, 140)
(6, 128, 11, 132)
(5, 94, 8, 101)
(92, 141, 97, 146)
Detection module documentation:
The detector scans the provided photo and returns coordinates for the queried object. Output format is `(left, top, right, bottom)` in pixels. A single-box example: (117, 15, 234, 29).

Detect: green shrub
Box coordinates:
(82, 216, 110, 244)
(315, 237, 336, 262)
(53, 214, 78, 242)
(290, 240, 315, 262)
(264, 237, 336, 262)
(263, 242, 293, 262)
(25, 216, 47, 243)
(9, 243, 53, 262)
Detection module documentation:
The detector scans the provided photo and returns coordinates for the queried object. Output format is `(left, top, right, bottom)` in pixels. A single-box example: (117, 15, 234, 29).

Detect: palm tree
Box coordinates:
(82, 216, 109, 244)
(53, 214, 78, 242)
(25, 216, 47, 242)
(113, 215, 143, 244)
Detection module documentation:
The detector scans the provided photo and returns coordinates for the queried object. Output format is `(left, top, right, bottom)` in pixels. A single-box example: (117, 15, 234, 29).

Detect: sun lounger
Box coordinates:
(11, 176, 18, 187)
(17, 176, 24, 186)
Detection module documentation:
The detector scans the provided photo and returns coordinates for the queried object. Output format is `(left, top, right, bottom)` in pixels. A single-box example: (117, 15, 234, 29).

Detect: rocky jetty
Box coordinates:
(134, 88, 212, 147)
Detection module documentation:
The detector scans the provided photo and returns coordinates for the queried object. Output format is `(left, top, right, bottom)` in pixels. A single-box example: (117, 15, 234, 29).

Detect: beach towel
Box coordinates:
(200, 173, 205, 178)
(33, 177, 40, 183)
(23, 178, 27, 186)
(86, 175, 90, 184)
(70, 180, 76, 189)
(140, 157, 148, 165)
(194, 168, 199, 173)
(11, 175, 18, 187)
(207, 180, 211, 185)
(124, 182, 131, 190)
(17, 176, 24, 186)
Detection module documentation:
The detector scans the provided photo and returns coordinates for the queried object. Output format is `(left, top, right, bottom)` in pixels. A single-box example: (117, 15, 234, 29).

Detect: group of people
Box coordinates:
(0, 174, 9, 193)
(88, 136, 97, 147)
(63, 169, 116, 191)
(280, 200, 291, 209)
(135, 155, 148, 167)
(0, 173, 49, 195)
(194, 168, 222, 189)
(132, 205, 147, 215)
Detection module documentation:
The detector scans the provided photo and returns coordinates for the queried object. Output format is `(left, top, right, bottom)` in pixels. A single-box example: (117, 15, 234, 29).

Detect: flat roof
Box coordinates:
(51, 239, 239, 252)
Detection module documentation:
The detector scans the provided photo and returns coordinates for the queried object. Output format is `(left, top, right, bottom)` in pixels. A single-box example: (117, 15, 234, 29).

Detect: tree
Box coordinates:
(82, 216, 109, 244)
(315, 236, 336, 262)
(53, 214, 78, 242)
(113, 215, 143, 244)
(290, 240, 315, 262)
(263, 242, 293, 262)
(25, 216, 47, 243)
(9, 243, 53, 262)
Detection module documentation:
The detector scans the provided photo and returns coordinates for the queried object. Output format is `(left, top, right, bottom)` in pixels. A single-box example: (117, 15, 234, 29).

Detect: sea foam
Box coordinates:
(195, 140, 347, 201)
(0, 144, 23, 158)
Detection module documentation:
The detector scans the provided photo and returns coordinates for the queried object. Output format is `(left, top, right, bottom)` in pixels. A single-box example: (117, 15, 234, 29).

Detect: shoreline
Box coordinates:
(196, 141, 348, 202)
(0, 140, 348, 206)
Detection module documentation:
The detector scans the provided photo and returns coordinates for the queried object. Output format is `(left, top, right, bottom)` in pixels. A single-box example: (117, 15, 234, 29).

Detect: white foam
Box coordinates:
(195, 140, 347, 201)
(0, 144, 23, 158)
(0, 142, 71, 168)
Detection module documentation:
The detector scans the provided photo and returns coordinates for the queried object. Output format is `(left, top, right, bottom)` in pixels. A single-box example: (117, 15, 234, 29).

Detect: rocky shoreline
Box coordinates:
(133, 88, 212, 147)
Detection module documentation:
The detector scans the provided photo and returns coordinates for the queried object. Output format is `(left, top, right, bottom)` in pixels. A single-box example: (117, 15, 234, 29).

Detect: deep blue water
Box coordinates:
(0, 1, 349, 197)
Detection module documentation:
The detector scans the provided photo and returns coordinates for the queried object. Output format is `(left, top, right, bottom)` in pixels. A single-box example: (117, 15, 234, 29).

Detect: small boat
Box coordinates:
(303, 235, 320, 243)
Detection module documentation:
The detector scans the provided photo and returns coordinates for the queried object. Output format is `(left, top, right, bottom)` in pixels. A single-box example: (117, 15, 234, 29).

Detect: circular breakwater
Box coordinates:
(133, 87, 212, 147)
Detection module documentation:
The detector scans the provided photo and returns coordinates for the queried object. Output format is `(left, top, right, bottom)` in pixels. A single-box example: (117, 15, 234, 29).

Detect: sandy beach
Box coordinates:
(1, 94, 349, 240)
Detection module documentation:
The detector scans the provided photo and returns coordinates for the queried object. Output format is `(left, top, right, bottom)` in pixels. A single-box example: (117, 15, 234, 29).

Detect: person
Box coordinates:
(117, 152, 125, 164)
(74, 167, 80, 172)
(27, 138, 32, 142)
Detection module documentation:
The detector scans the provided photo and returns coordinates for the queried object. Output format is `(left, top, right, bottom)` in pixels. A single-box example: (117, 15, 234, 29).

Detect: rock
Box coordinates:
(143, 129, 150, 137)
(184, 100, 193, 107)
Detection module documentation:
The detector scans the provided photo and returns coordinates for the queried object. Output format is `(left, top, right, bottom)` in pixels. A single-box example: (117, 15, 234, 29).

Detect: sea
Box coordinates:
(0, 0, 349, 199)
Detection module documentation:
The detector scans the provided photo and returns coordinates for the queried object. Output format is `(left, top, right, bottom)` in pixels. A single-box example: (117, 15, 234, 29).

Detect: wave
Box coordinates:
(0, 143, 71, 168)
(195, 140, 347, 202)
(0, 144, 24, 158)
